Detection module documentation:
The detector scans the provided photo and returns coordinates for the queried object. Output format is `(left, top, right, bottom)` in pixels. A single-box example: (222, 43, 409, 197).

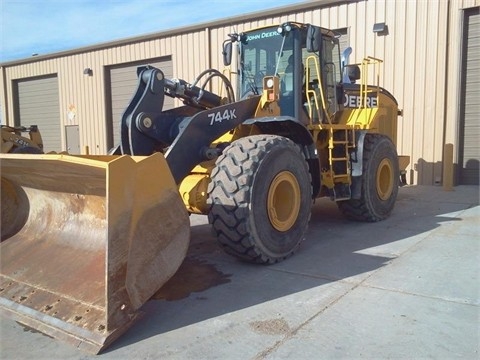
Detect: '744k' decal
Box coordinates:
(208, 109, 237, 126)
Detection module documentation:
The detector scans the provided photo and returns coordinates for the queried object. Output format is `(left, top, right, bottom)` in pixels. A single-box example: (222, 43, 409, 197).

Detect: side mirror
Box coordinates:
(341, 47, 352, 68)
(306, 25, 322, 53)
(223, 41, 232, 66)
(341, 47, 353, 83)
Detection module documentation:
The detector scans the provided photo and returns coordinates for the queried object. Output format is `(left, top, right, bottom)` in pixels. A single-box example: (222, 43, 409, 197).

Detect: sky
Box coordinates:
(0, 0, 308, 63)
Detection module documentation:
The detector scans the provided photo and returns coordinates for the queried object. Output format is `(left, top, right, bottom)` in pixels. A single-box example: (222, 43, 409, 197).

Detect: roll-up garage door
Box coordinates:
(108, 57, 173, 149)
(15, 75, 61, 152)
(460, 7, 480, 185)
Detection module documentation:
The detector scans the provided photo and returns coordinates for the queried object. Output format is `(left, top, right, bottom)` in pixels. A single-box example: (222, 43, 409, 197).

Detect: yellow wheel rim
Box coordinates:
(267, 171, 301, 232)
(376, 158, 394, 201)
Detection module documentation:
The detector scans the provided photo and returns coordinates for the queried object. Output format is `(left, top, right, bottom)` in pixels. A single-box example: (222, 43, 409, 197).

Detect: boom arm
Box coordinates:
(119, 66, 260, 184)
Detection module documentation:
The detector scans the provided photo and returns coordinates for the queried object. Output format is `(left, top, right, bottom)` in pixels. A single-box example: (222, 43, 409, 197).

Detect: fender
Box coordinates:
(243, 116, 321, 198)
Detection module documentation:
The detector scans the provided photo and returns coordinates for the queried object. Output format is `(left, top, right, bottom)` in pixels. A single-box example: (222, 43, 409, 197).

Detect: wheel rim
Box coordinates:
(376, 158, 394, 201)
(267, 171, 301, 232)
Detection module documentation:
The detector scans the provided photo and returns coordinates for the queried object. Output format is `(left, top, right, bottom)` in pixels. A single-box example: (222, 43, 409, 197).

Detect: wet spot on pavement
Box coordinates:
(152, 257, 231, 301)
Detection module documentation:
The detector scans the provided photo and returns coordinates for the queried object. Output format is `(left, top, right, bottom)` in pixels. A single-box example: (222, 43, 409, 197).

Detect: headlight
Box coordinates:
(278, 23, 292, 34)
(266, 78, 274, 88)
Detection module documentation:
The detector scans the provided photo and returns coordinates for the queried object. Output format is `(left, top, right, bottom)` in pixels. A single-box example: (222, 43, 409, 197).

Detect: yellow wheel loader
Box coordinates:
(1, 125, 44, 153)
(0, 22, 409, 353)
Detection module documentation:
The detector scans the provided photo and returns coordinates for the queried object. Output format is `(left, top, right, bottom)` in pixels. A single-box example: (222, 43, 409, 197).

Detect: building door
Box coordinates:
(459, 7, 480, 185)
(14, 75, 61, 153)
(106, 57, 173, 150)
(65, 125, 80, 154)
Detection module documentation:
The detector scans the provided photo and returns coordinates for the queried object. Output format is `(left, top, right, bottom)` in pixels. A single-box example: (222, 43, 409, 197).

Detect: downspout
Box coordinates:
(0, 65, 9, 125)
(206, 26, 213, 94)
(441, 0, 459, 186)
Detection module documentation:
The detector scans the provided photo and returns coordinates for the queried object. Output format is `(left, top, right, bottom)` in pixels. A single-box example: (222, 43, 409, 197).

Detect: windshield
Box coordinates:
(239, 27, 294, 97)
(236, 25, 342, 120)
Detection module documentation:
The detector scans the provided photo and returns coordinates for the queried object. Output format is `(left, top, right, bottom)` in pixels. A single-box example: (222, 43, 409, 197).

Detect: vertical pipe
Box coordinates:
(443, 143, 453, 191)
(1, 66, 9, 125)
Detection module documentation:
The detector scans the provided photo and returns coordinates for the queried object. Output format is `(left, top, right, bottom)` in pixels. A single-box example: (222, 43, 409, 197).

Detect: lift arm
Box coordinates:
(118, 66, 260, 184)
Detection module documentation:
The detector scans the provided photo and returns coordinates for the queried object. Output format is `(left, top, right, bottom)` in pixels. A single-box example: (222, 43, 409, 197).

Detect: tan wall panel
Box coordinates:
(323, 0, 453, 185)
(1, 26, 211, 154)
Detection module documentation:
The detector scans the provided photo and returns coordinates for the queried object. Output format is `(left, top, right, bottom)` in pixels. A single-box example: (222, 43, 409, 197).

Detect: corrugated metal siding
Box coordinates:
(15, 75, 61, 152)
(1, 28, 208, 154)
(307, 0, 450, 185)
(1, 0, 480, 184)
(460, 6, 480, 184)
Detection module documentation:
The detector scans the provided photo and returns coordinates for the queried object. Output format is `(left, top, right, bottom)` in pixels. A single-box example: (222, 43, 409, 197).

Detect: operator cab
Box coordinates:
(223, 22, 343, 124)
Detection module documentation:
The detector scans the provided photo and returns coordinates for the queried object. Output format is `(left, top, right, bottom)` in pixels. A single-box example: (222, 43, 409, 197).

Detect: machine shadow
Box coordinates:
(107, 185, 478, 352)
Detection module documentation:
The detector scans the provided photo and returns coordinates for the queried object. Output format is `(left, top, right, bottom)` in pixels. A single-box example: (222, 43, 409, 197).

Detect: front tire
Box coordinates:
(207, 134, 312, 264)
(337, 133, 399, 222)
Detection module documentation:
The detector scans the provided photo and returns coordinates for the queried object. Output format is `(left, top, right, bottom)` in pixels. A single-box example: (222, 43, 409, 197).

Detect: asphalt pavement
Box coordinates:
(1, 185, 479, 359)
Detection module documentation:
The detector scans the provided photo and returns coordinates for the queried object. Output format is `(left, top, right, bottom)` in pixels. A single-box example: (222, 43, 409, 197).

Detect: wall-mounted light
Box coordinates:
(83, 67, 93, 76)
(373, 22, 389, 36)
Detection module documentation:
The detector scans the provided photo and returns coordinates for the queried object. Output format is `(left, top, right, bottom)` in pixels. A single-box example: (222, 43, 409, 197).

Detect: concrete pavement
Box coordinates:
(1, 185, 479, 359)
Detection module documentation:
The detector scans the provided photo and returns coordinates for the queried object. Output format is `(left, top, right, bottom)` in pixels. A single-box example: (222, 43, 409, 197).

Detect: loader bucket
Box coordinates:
(0, 153, 190, 353)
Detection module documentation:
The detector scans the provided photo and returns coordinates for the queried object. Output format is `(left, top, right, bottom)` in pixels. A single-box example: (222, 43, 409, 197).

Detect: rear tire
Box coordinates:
(337, 133, 399, 222)
(207, 134, 312, 264)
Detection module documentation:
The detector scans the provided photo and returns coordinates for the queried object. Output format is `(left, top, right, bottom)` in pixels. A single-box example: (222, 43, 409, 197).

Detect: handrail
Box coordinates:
(305, 55, 332, 125)
(359, 57, 383, 109)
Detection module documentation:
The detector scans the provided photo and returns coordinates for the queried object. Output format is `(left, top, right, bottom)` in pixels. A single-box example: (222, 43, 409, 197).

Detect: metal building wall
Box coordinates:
(0, 30, 209, 154)
(1, 0, 479, 184)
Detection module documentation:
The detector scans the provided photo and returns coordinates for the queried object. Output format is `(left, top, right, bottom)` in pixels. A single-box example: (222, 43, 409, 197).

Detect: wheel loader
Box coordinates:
(1, 124, 44, 153)
(0, 22, 409, 353)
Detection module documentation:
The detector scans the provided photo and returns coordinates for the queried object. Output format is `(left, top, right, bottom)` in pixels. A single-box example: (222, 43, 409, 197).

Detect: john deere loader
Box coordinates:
(0, 22, 409, 353)
(1, 125, 44, 153)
